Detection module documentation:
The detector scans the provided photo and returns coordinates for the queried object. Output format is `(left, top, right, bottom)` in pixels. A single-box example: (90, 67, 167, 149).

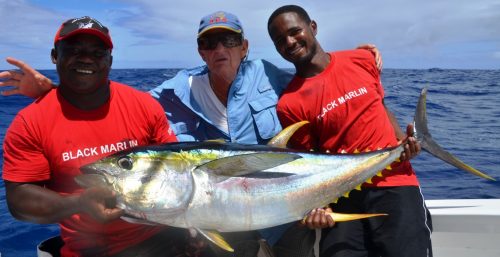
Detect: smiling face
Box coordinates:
(197, 28, 248, 81)
(268, 12, 318, 66)
(52, 33, 112, 95)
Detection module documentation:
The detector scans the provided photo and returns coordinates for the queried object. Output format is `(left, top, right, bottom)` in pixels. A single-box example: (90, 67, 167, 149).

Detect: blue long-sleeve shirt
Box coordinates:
(150, 59, 293, 145)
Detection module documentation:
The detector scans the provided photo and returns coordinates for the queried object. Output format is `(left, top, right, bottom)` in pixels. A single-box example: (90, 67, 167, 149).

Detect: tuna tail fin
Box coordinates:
(413, 88, 495, 181)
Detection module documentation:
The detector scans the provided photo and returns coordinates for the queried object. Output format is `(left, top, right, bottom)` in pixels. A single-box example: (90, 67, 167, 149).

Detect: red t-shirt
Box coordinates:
(3, 81, 177, 256)
(277, 50, 419, 187)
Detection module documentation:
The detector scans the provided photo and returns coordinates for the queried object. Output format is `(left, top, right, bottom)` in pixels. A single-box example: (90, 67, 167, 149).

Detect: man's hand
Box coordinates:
(399, 123, 421, 161)
(186, 229, 209, 257)
(301, 207, 335, 229)
(78, 187, 124, 223)
(0, 57, 54, 98)
(357, 44, 383, 72)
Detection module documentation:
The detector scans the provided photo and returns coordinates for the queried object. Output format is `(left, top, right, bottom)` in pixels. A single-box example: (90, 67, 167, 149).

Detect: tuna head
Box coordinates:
(76, 149, 195, 222)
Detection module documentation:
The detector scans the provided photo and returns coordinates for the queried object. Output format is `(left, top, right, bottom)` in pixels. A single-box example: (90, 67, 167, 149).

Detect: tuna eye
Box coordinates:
(117, 156, 133, 170)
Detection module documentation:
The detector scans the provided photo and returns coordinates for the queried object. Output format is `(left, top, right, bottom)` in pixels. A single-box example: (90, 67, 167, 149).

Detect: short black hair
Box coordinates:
(267, 5, 312, 28)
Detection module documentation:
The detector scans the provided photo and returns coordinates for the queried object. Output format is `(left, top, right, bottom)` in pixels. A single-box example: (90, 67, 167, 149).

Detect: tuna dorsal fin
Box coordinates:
(414, 88, 495, 181)
(196, 153, 301, 177)
(196, 228, 234, 252)
(268, 121, 310, 148)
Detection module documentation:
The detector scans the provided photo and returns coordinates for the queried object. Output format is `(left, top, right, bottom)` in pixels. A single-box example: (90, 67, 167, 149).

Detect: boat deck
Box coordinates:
(427, 199, 500, 257)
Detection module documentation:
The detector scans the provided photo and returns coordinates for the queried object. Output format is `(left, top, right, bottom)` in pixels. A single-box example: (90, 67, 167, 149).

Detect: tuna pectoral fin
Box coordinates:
(74, 174, 108, 188)
(196, 153, 301, 177)
(328, 212, 388, 222)
(196, 228, 234, 252)
(268, 121, 310, 148)
(414, 88, 495, 181)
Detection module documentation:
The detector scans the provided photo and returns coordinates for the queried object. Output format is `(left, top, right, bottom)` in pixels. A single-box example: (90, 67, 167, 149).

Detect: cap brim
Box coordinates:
(198, 25, 242, 37)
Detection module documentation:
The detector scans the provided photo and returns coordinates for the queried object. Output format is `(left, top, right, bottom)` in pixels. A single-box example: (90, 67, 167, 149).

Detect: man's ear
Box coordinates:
(310, 20, 318, 36)
(241, 39, 249, 59)
(198, 48, 206, 62)
(51, 48, 57, 64)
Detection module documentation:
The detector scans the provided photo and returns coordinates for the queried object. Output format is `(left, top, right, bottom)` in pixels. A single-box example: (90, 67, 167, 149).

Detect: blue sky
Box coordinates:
(1, 0, 499, 70)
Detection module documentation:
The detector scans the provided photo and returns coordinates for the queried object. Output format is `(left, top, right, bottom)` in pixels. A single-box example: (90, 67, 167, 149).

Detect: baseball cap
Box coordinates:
(197, 11, 243, 38)
(54, 16, 113, 49)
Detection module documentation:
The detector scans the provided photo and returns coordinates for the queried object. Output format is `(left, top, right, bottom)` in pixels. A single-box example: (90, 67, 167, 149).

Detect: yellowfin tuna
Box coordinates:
(76, 88, 494, 251)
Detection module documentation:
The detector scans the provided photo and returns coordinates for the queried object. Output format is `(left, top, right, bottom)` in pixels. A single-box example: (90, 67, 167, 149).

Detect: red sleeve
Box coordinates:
(147, 96, 178, 144)
(2, 114, 51, 182)
(352, 49, 384, 98)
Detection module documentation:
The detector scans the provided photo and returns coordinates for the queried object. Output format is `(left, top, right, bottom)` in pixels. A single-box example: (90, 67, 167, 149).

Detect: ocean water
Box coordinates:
(0, 68, 499, 256)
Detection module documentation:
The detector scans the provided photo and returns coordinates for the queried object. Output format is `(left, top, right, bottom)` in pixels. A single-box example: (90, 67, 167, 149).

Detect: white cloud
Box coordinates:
(0, 0, 499, 69)
(0, 0, 61, 50)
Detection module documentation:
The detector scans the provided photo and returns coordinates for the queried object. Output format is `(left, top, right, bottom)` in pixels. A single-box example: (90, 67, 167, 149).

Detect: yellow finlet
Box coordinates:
(354, 185, 362, 191)
(385, 165, 392, 171)
(353, 149, 360, 154)
(376, 171, 383, 177)
(343, 191, 350, 198)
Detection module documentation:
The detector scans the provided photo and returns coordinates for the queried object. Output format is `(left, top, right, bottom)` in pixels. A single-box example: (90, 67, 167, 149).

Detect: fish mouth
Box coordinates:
(80, 163, 101, 175)
(76, 163, 111, 188)
(74, 173, 110, 188)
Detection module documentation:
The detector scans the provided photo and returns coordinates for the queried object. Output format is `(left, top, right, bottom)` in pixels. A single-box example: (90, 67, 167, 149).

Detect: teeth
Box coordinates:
(76, 69, 93, 74)
(288, 48, 301, 55)
(287, 45, 302, 56)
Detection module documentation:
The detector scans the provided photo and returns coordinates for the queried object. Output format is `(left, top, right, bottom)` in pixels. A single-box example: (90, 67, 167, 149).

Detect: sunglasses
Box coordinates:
(197, 33, 243, 50)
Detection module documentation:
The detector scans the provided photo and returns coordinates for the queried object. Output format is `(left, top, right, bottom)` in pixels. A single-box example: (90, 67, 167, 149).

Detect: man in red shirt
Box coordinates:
(1, 16, 189, 257)
(268, 5, 431, 257)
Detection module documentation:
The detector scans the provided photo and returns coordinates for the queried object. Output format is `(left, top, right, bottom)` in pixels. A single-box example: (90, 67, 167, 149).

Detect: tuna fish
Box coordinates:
(76, 88, 494, 251)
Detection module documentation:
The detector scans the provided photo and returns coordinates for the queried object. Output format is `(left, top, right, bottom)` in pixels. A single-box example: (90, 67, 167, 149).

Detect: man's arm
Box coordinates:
(5, 181, 123, 224)
(357, 44, 382, 72)
(0, 57, 55, 98)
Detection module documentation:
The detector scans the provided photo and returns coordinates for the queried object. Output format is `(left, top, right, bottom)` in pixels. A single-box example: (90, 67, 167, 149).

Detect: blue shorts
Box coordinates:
(259, 222, 295, 246)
